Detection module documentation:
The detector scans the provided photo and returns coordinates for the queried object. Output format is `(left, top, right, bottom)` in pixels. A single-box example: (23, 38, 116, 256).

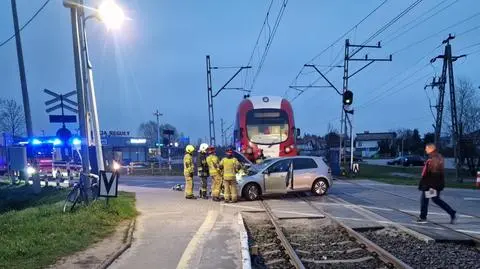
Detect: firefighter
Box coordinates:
(219, 147, 242, 203)
(206, 146, 222, 201)
(184, 145, 196, 199)
(197, 143, 209, 199)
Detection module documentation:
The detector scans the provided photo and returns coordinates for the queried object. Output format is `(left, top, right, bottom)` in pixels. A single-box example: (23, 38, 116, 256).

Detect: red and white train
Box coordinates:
(234, 96, 299, 162)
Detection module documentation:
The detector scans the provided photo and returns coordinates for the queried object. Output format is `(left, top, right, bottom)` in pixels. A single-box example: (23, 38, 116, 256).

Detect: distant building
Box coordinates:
(355, 131, 396, 158)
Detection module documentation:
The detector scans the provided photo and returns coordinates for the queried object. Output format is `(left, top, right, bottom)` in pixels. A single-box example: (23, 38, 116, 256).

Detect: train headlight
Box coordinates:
(285, 147, 291, 153)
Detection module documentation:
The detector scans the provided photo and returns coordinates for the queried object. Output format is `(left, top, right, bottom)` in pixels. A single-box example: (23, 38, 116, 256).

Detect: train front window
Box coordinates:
(246, 109, 289, 145)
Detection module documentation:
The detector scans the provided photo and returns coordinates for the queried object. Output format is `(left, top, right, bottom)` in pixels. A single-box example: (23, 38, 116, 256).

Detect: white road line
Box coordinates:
(312, 201, 394, 212)
(399, 209, 475, 218)
(464, 197, 480, 201)
(176, 210, 218, 269)
(455, 229, 480, 235)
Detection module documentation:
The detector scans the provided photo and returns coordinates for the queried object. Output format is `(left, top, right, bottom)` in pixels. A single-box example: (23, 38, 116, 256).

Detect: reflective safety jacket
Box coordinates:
(184, 153, 194, 176)
(197, 152, 209, 177)
(206, 154, 220, 176)
(220, 157, 241, 180)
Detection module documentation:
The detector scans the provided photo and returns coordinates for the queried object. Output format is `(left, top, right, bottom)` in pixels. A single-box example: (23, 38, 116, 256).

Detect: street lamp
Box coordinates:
(97, 0, 125, 30)
(63, 0, 126, 177)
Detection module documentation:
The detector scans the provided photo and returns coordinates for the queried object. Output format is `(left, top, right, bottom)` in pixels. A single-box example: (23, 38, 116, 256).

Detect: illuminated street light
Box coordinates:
(97, 0, 125, 30)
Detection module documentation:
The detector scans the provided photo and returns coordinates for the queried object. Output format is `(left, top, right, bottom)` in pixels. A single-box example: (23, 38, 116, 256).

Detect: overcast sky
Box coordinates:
(1, 0, 479, 142)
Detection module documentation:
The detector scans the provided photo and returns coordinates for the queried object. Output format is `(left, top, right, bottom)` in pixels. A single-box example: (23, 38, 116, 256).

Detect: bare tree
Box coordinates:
(0, 99, 25, 137)
(138, 121, 179, 144)
(444, 78, 480, 136)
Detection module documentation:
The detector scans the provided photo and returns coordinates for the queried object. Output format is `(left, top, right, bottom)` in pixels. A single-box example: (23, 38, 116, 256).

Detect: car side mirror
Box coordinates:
(263, 169, 270, 175)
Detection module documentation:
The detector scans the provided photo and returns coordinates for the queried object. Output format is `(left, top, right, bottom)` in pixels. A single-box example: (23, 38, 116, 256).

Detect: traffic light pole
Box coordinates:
(342, 39, 392, 171)
(153, 110, 163, 163)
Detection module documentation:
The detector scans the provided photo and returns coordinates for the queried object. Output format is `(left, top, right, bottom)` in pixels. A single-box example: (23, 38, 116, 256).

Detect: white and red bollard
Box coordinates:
(476, 171, 480, 188)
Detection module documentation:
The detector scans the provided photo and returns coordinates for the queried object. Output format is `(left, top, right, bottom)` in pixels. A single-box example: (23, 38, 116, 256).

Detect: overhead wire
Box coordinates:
(383, 0, 459, 45)
(0, 0, 51, 48)
(290, 0, 424, 102)
(248, 0, 289, 91)
(243, 0, 275, 88)
(286, 0, 388, 98)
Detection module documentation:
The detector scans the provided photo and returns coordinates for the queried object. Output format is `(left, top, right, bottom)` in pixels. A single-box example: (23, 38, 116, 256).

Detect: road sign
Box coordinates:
(49, 115, 77, 123)
(99, 170, 119, 197)
(44, 89, 78, 126)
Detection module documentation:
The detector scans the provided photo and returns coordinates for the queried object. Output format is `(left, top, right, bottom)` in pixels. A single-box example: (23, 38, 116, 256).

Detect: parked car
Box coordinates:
(387, 157, 403, 165)
(237, 156, 332, 201)
(388, 156, 425, 166)
(402, 155, 425, 166)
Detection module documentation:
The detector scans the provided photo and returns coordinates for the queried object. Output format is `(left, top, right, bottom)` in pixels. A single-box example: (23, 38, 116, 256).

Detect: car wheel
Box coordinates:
(311, 178, 328, 196)
(243, 183, 260, 201)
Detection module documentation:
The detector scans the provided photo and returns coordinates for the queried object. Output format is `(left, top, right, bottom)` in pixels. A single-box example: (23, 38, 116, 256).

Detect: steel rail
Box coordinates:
(259, 200, 305, 269)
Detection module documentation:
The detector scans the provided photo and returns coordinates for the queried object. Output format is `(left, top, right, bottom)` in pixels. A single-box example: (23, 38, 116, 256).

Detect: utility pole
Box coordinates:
(153, 110, 163, 162)
(66, 3, 90, 179)
(341, 39, 392, 171)
(206, 55, 251, 146)
(220, 118, 225, 147)
(10, 0, 33, 137)
(425, 75, 446, 147)
(430, 34, 466, 182)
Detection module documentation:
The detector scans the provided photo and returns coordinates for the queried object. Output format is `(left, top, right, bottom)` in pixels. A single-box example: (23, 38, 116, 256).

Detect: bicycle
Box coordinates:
(63, 173, 99, 212)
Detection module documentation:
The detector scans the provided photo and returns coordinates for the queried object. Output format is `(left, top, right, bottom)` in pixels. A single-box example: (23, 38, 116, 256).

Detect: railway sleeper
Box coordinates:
(295, 247, 364, 255)
(301, 255, 375, 264)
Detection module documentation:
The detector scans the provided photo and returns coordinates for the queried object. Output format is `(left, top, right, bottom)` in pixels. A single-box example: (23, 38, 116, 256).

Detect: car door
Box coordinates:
(263, 159, 291, 194)
(292, 158, 318, 191)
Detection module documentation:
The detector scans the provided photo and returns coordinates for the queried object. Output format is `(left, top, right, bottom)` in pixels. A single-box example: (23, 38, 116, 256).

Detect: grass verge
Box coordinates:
(0, 184, 137, 269)
(351, 164, 477, 189)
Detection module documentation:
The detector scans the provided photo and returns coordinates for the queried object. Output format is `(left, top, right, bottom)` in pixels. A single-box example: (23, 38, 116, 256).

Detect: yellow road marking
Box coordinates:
(176, 210, 218, 269)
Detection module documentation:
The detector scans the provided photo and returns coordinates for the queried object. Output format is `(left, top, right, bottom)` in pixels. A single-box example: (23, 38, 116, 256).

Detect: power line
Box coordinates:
(381, 0, 450, 42)
(383, 0, 459, 45)
(392, 12, 480, 55)
(248, 0, 289, 91)
(243, 0, 274, 87)
(287, 0, 388, 98)
(0, 0, 51, 48)
(308, 0, 388, 64)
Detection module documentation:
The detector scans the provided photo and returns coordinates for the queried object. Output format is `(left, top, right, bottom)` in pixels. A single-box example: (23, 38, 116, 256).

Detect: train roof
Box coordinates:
(241, 96, 290, 109)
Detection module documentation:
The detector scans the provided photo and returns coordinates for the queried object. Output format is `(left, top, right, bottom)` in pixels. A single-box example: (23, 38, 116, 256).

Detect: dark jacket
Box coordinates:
(197, 152, 209, 178)
(419, 151, 445, 191)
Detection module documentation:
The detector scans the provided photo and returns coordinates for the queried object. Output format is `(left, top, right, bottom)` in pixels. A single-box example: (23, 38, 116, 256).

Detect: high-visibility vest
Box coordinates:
(220, 157, 240, 180)
(183, 153, 194, 176)
(206, 155, 220, 175)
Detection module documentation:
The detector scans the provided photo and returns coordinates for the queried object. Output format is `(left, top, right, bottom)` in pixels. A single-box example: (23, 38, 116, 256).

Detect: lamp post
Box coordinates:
(64, 0, 125, 175)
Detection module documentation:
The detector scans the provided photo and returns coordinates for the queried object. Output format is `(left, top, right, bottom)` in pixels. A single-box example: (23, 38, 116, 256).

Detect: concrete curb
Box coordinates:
(96, 218, 136, 269)
(237, 213, 252, 269)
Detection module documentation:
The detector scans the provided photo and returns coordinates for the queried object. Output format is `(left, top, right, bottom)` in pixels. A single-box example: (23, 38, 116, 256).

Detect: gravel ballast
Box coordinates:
(362, 227, 480, 269)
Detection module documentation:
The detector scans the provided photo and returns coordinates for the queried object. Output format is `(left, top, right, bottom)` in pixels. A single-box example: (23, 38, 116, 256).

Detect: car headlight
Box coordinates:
(27, 167, 36, 175)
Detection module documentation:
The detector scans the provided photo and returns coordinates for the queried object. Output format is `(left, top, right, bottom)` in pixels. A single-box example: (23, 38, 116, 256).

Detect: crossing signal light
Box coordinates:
(343, 90, 353, 105)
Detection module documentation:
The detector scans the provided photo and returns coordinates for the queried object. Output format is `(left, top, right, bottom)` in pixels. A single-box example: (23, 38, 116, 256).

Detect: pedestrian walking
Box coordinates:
(197, 143, 209, 199)
(206, 146, 222, 201)
(417, 143, 457, 224)
(219, 147, 242, 203)
(183, 145, 196, 199)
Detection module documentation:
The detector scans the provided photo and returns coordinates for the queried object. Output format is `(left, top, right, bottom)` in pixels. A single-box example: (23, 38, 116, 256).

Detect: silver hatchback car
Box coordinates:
(238, 156, 332, 201)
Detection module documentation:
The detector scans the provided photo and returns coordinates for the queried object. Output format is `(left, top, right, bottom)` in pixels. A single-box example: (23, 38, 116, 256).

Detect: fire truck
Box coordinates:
(17, 136, 82, 179)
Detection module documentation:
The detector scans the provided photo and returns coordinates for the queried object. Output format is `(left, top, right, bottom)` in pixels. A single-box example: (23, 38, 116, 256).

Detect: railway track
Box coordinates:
(243, 198, 412, 269)
(334, 178, 480, 245)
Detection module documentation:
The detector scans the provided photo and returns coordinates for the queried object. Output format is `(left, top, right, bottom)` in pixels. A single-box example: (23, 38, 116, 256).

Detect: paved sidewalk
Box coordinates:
(109, 185, 244, 269)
